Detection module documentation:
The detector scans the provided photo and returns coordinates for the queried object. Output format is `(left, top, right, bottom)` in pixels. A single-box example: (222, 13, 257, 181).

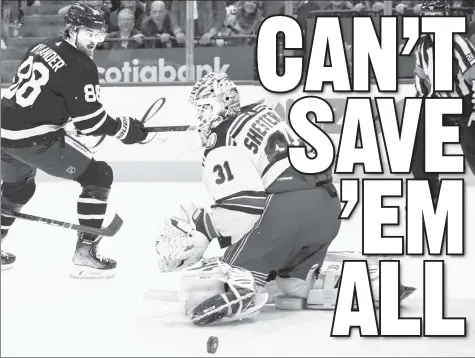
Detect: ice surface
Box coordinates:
(1, 183, 474, 357)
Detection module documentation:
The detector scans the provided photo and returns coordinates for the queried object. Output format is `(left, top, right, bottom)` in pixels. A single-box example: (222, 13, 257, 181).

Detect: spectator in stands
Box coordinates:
(324, 1, 354, 11)
(2, 0, 23, 37)
(12, 0, 39, 23)
(394, 1, 423, 15)
(110, 0, 154, 12)
(242, 0, 322, 18)
(312, 1, 365, 15)
(103, 8, 145, 49)
(108, 0, 147, 32)
(143, 0, 172, 14)
(362, 1, 385, 13)
(170, 1, 226, 46)
(217, 1, 262, 46)
(1, 1, 7, 49)
(139, 0, 176, 48)
(452, 0, 474, 17)
(260, 0, 285, 16)
(109, 0, 120, 11)
(294, 1, 322, 30)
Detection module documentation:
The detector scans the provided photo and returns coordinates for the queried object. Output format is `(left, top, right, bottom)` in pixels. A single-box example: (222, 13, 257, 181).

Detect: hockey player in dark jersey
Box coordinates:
(0, 1, 148, 277)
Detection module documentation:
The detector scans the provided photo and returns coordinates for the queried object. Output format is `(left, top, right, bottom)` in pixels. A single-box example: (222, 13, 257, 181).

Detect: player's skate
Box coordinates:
(70, 233, 116, 279)
(1, 232, 16, 271)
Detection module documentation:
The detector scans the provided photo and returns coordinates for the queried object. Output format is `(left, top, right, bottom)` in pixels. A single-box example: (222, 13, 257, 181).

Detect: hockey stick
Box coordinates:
(1, 209, 123, 237)
(144, 125, 191, 133)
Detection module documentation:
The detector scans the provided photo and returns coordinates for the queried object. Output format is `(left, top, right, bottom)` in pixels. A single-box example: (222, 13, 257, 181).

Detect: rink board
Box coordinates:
(2, 84, 473, 184)
(34, 160, 475, 184)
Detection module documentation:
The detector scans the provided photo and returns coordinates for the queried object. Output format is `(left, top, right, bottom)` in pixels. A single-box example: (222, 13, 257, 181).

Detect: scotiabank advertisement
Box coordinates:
(94, 46, 255, 83)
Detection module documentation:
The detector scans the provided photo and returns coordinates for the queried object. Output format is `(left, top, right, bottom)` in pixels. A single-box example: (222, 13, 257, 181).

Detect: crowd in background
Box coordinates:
(2, 0, 474, 51)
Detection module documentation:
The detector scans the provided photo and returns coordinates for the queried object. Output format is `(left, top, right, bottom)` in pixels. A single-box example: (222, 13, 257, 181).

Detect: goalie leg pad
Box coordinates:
(274, 263, 338, 310)
(190, 287, 255, 326)
(276, 257, 416, 310)
(306, 269, 339, 310)
(180, 259, 268, 325)
(274, 265, 321, 310)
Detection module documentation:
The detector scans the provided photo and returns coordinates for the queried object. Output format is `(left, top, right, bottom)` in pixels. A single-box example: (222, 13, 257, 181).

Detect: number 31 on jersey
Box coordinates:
(214, 161, 234, 184)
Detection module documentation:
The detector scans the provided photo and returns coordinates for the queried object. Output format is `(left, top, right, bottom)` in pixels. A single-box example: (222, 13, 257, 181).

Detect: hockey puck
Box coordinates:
(207, 336, 219, 354)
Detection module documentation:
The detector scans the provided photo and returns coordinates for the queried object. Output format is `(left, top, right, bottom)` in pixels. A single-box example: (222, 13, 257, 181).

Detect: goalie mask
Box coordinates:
(189, 72, 241, 146)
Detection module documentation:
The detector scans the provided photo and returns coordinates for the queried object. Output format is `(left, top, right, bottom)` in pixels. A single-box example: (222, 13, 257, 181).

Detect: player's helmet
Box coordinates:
(421, 0, 450, 15)
(65, 1, 106, 32)
(189, 72, 240, 146)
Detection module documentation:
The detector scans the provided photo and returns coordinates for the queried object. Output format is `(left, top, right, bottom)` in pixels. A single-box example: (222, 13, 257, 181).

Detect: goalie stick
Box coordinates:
(1, 209, 123, 237)
(144, 125, 191, 133)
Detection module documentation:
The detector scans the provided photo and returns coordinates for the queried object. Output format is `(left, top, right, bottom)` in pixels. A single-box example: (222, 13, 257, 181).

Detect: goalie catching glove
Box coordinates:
(155, 204, 211, 273)
(179, 258, 268, 326)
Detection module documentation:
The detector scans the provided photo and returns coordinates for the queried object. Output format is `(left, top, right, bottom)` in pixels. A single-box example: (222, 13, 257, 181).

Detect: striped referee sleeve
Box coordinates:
(454, 34, 475, 81)
(414, 42, 429, 97)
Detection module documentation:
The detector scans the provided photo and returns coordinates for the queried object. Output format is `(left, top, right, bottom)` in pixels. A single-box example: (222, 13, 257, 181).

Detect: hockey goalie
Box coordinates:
(155, 72, 415, 326)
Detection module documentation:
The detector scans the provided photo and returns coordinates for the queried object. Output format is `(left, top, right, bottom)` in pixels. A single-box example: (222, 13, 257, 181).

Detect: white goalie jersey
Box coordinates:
(201, 102, 300, 244)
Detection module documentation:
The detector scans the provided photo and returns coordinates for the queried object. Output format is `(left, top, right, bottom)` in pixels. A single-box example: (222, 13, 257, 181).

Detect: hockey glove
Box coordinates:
(155, 213, 210, 273)
(114, 116, 148, 144)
